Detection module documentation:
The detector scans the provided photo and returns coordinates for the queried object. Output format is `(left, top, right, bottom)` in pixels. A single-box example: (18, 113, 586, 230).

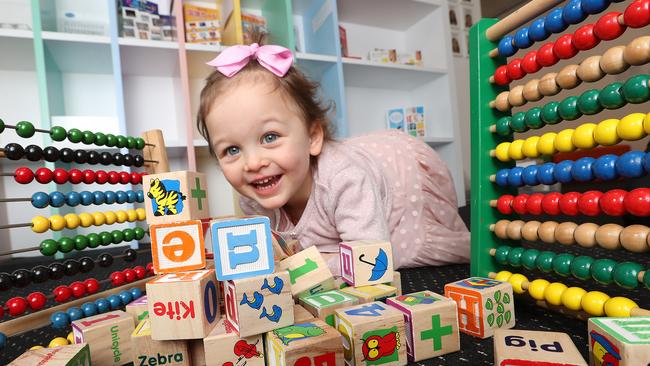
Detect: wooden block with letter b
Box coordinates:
(146, 269, 220, 340)
(300, 289, 358, 327)
(278, 246, 335, 297)
(494, 329, 586, 366)
(203, 318, 265, 366)
(588, 317, 650, 366)
(131, 318, 191, 366)
(150, 220, 206, 273)
(265, 318, 344, 366)
(9, 343, 91, 366)
(339, 240, 394, 287)
(71, 310, 133, 366)
(143, 171, 210, 225)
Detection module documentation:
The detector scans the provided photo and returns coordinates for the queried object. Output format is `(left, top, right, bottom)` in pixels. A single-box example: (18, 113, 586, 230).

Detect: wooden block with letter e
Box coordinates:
(278, 246, 335, 297)
(71, 310, 133, 366)
(340, 284, 397, 304)
(143, 171, 210, 225)
(224, 271, 294, 337)
(146, 269, 220, 340)
(495, 329, 586, 366)
(340, 240, 394, 287)
(334, 301, 407, 366)
(9, 343, 91, 366)
(588, 317, 650, 366)
(300, 289, 358, 327)
(210, 216, 275, 280)
(386, 291, 459, 362)
(265, 318, 344, 366)
(131, 318, 191, 366)
(126, 295, 149, 324)
(294, 304, 316, 323)
(150, 220, 206, 273)
(203, 318, 265, 366)
(444, 277, 514, 339)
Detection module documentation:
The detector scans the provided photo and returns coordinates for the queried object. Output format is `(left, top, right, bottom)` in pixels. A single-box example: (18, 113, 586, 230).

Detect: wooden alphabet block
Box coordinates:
(387, 272, 401, 296)
(265, 319, 344, 366)
(71, 310, 133, 366)
(278, 246, 335, 297)
(146, 269, 220, 340)
(300, 289, 359, 327)
(386, 291, 459, 362)
(210, 216, 275, 280)
(494, 329, 587, 366)
(189, 339, 206, 366)
(142, 129, 170, 174)
(151, 220, 207, 273)
(333, 276, 350, 290)
(131, 318, 191, 366)
(340, 284, 397, 304)
(339, 240, 394, 287)
(444, 277, 515, 339)
(224, 271, 294, 337)
(334, 301, 407, 366)
(203, 319, 265, 366)
(588, 317, 650, 366)
(9, 343, 90, 366)
(143, 171, 210, 225)
(126, 295, 149, 324)
(294, 304, 316, 323)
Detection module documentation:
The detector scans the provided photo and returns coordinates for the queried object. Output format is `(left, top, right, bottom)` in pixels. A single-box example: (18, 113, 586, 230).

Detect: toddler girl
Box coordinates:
(197, 42, 470, 274)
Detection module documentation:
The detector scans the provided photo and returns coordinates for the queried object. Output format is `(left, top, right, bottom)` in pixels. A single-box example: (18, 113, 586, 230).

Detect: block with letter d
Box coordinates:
(210, 216, 274, 281)
(150, 220, 206, 273)
(9, 343, 90, 366)
(339, 240, 394, 287)
(71, 310, 133, 366)
(143, 171, 210, 225)
(278, 246, 335, 297)
(265, 319, 344, 366)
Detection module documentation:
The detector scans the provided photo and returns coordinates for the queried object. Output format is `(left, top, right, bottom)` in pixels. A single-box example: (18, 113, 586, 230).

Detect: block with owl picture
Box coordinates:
(142, 171, 210, 225)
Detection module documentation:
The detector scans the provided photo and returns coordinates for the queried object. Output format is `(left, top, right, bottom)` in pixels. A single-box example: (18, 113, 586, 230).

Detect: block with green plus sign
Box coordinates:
(142, 171, 210, 225)
(386, 291, 459, 362)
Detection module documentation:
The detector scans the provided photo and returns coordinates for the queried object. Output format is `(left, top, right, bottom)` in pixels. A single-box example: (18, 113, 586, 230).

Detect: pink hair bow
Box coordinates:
(206, 43, 294, 78)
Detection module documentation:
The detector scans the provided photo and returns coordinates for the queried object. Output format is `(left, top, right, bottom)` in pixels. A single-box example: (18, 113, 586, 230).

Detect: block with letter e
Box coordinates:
(143, 171, 210, 225)
(340, 240, 394, 287)
(588, 317, 650, 366)
(131, 318, 191, 366)
(278, 246, 335, 297)
(210, 216, 274, 281)
(203, 318, 265, 366)
(265, 319, 344, 366)
(150, 220, 206, 273)
(495, 329, 586, 366)
(71, 310, 133, 366)
(146, 270, 220, 340)
(9, 343, 90, 366)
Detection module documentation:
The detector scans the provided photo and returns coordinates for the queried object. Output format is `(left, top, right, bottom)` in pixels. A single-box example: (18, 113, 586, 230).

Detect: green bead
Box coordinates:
(74, 235, 88, 251)
(525, 107, 544, 129)
(570, 255, 593, 280)
(39, 239, 59, 256)
(599, 82, 626, 109)
(116, 135, 128, 148)
(613, 262, 643, 289)
(100, 231, 113, 246)
(552, 253, 574, 276)
(135, 138, 146, 150)
(50, 126, 67, 141)
(558, 96, 582, 121)
(521, 249, 540, 270)
(126, 136, 136, 149)
(106, 134, 117, 147)
(494, 246, 511, 265)
(0, 118, 4, 134)
(81, 130, 95, 145)
(510, 112, 528, 133)
(622, 74, 650, 104)
(541, 102, 561, 124)
(58, 237, 75, 253)
(495, 117, 512, 136)
(535, 251, 555, 272)
(68, 128, 83, 143)
(645, 269, 650, 290)
(591, 258, 617, 285)
(87, 233, 101, 248)
(123, 228, 135, 241)
(95, 132, 107, 146)
(15, 121, 35, 138)
(111, 229, 125, 244)
(134, 227, 145, 240)
(506, 246, 525, 267)
(577, 89, 603, 115)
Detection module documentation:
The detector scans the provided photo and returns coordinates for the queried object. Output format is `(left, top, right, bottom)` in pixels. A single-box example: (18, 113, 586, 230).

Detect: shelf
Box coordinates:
(118, 37, 179, 49)
(0, 33, 36, 71)
(119, 38, 180, 76)
(185, 43, 223, 53)
(342, 57, 446, 90)
(296, 52, 338, 62)
(42, 31, 110, 44)
(337, 0, 441, 30)
(421, 137, 454, 146)
(0, 28, 33, 39)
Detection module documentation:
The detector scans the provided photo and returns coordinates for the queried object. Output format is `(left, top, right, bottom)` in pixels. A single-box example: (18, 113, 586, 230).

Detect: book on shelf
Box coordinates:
(386, 106, 426, 137)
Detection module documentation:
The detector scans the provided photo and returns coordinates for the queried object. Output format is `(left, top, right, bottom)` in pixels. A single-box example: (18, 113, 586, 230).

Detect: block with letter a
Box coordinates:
(151, 220, 206, 273)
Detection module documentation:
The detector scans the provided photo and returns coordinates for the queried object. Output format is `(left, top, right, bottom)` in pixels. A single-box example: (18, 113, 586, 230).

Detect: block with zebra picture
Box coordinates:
(142, 170, 210, 225)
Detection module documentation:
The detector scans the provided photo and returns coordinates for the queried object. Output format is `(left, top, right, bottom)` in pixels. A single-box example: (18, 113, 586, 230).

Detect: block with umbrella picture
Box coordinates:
(339, 240, 394, 287)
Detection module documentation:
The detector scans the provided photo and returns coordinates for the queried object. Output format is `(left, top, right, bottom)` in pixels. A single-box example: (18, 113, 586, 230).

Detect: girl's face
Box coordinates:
(205, 78, 324, 213)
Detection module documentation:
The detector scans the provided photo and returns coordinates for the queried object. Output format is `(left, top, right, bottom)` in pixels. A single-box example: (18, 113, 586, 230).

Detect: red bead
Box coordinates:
(68, 169, 83, 184)
(496, 195, 514, 214)
(27, 292, 47, 310)
(624, 188, 650, 216)
(133, 266, 146, 279)
(52, 168, 68, 184)
(6, 297, 28, 316)
(146, 262, 154, 274)
(84, 278, 100, 294)
(70, 281, 86, 298)
(493, 65, 511, 86)
(0, 305, 3, 317)
(594, 12, 626, 40)
(537, 43, 558, 67)
(123, 269, 136, 283)
(110, 271, 126, 286)
(541, 192, 562, 215)
(95, 170, 108, 184)
(559, 192, 581, 216)
(119, 172, 131, 185)
(525, 193, 545, 215)
(521, 51, 541, 74)
(573, 24, 600, 50)
(82, 169, 95, 184)
(553, 34, 578, 59)
(512, 194, 529, 215)
(14, 167, 34, 184)
(131, 172, 142, 185)
(35, 167, 54, 184)
(578, 190, 603, 216)
(53, 285, 72, 303)
(624, 0, 650, 28)
(108, 171, 120, 185)
(600, 189, 627, 216)
(506, 58, 526, 80)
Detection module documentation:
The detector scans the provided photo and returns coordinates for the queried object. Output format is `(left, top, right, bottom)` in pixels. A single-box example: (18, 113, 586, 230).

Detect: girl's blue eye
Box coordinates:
(226, 146, 240, 156)
(263, 133, 278, 144)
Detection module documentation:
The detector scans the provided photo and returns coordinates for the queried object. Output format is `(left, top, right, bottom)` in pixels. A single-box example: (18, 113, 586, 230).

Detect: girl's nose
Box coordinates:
(243, 152, 269, 172)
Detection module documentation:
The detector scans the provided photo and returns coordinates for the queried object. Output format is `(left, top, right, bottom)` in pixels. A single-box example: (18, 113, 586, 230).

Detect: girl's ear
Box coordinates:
(309, 122, 325, 156)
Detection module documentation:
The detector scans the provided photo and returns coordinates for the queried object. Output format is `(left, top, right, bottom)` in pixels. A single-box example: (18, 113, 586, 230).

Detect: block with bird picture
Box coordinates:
(142, 171, 210, 225)
(265, 319, 344, 366)
(278, 246, 335, 298)
(339, 240, 394, 287)
(203, 319, 265, 366)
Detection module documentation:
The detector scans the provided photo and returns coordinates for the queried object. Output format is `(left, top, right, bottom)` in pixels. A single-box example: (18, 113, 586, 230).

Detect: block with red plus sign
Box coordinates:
(386, 291, 459, 362)
(265, 318, 344, 366)
(146, 270, 220, 340)
(143, 171, 210, 225)
(150, 220, 206, 273)
(444, 277, 515, 339)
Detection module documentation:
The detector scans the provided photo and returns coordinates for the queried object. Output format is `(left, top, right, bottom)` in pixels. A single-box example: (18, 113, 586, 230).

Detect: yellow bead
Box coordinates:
(30, 345, 44, 350)
(78, 213, 93, 228)
(32, 216, 50, 233)
(581, 291, 610, 316)
(522, 136, 540, 158)
(544, 282, 568, 306)
(126, 209, 138, 222)
(604, 296, 638, 317)
(494, 271, 513, 282)
(64, 213, 80, 230)
(594, 119, 621, 146)
(572, 123, 597, 149)
(561, 287, 587, 311)
(508, 139, 525, 160)
(508, 273, 529, 294)
(116, 210, 128, 223)
(528, 279, 550, 300)
(617, 113, 647, 141)
(49, 215, 66, 231)
(48, 337, 69, 348)
(644, 112, 650, 134)
(104, 211, 117, 225)
(136, 208, 146, 221)
(495, 142, 511, 162)
(537, 132, 557, 155)
(67, 332, 74, 344)
(92, 212, 106, 227)
(554, 129, 576, 152)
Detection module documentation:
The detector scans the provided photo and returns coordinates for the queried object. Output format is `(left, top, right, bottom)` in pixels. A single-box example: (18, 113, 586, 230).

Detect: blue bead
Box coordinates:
(31, 191, 50, 209)
(553, 160, 574, 183)
(105, 191, 117, 204)
(545, 8, 568, 33)
(0, 332, 5, 349)
(539, 163, 557, 185)
(126, 190, 137, 203)
(498, 35, 517, 57)
(50, 311, 70, 328)
(563, 0, 587, 24)
(514, 27, 533, 49)
(108, 295, 122, 310)
(95, 298, 111, 313)
(119, 290, 133, 304)
(65, 191, 81, 207)
(582, 0, 610, 14)
(522, 165, 540, 186)
(93, 191, 106, 205)
(66, 307, 84, 321)
(81, 302, 98, 317)
(593, 154, 619, 181)
(80, 191, 93, 206)
(644, 152, 650, 173)
(136, 190, 145, 202)
(572, 157, 595, 182)
(130, 287, 143, 299)
(529, 18, 549, 41)
(116, 191, 127, 204)
(49, 191, 66, 207)
(616, 151, 645, 178)
(506, 167, 524, 187)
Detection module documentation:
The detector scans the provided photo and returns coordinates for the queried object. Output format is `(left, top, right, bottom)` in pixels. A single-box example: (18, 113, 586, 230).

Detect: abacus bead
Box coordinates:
(521, 221, 541, 241)
(505, 220, 525, 240)
(581, 291, 609, 316)
(49, 215, 65, 231)
(74, 235, 88, 251)
(79, 257, 94, 272)
(98, 253, 114, 267)
(91, 212, 105, 227)
(594, 12, 626, 41)
(536, 251, 556, 272)
(119, 171, 131, 184)
(529, 18, 549, 41)
(51, 311, 70, 328)
(510, 112, 528, 133)
(40, 239, 58, 256)
(15, 167, 34, 184)
(613, 262, 644, 289)
(64, 259, 80, 276)
(624, 188, 650, 216)
(90, 190, 105, 205)
(600, 189, 627, 216)
(96, 170, 108, 184)
(87, 150, 100, 165)
(578, 90, 603, 116)
(116, 135, 128, 148)
(528, 279, 550, 300)
(496, 195, 513, 214)
(526, 193, 544, 215)
(523, 79, 542, 101)
(126, 136, 136, 149)
(116, 190, 128, 204)
(563, 0, 587, 24)
(100, 231, 113, 246)
(537, 43, 559, 67)
(495, 142, 511, 162)
(123, 228, 136, 242)
(131, 287, 143, 298)
(134, 227, 146, 240)
(544, 282, 568, 306)
(624, 0, 650, 27)
(556, 222, 578, 245)
(15, 121, 35, 138)
(24, 145, 42, 161)
(68, 169, 83, 184)
(6, 296, 28, 316)
(556, 64, 581, 89)
(594, 154, 619, 180)
(27, 292, 47, 310)
(554, 129, 576, 152)
(58, 237, 74, 253)
(512, 194, 529, 214)
(538, 221, 559, 243)
(578, 190, 603, 216)
(79, 191, 93, 206)
(49, 192, 65, 208)
(514, 27, 532, 49)
(48, 263, 65, 280)
(573, 123, 597, 150)
(539, 162, 558, 184)
(100, 151, 113, 165)
(126, 190, 137, 203)
(104, 211, 117, 225)
(522, 53, 541, 74)
(53, 285, 72, 302)
(507, 247, 525, 268)
(4, 143, 24, 160)
(645, 269, 650, 290)
(591, 258, 617, 284)
(618, 113, 647, 140)
(541, 102, 561, 124)
(85, 278, 100, 293)
(87, 233, 101, 248)
(78, 212, 93, 228)
(493, 221, 510, 239)
(31, 191, 49, 209)
(600, 46, 629, 75)
(617, 151, 645, 177)
(95, 298, 110, 313)
(81, 130, 95, 145)
(542, 192, 562, 215)
(116, 210, 129, 223)
(495, 170, 508, 186)
(498, 35, 517, 57)
(74, 149, 88, 164)
(106, 133, 117, 147)
(583, 0, 610, 14)
(81, 302, 98, 317)
(553, 34, 578, 59)
(108, 295, 123, 310)
(119, 290, 133, 304)
(595, 118, 622, 146)
(561, 287, 587, 311)
(604, 297, 639, 317)
(11, 269, 31, 288)
(42, 146, 60, 162)
(67, 307, 83, 321)
(31, 216, 49, 233)
(95, 132, 107, 146)
(623, 36, 650, 65)
(560, 192, 581, 216)
(522, 165, 539, 185)
(558, 97, 582, 121)
(525, 107, 544, 129)
(112, 229, 125, 244)
(507, 85, 526, 106)
(50, 126, 66, 141)
(552, 253, 575, 276)
(493, 66, 510, 86)
(68, 128, 83, 143)
(539, 73, 560, 96)
(573, 24, 600, 50)
(0, 272, 12, 291)
(572, 157, 595, 182)
(132, 172, 143, 185)
(645, 151, 650, 171)
(504, 168, 522, 187)
(622, 75, 650, 104)
(571, 255, 595, 280)
(545, 8, 568, 33)
(577, 56, 605, 82)
(595, 223, 623, 250)
(64, 191, 80, 207)
(135, 137, 146, 149)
